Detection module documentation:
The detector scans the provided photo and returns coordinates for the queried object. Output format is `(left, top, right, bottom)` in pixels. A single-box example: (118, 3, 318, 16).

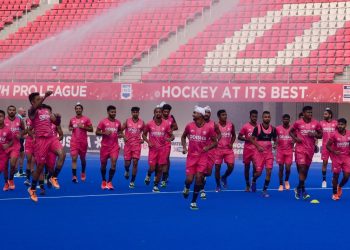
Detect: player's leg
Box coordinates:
(79, 142, 88, 181)
(296, 165, 310, 200)
(284, 163, 292, 190)
(106, 157, 117, 190)
(190, 172, 204, 210)
(50, 148, 66, 189)
(215, 164, 222, 192)
(8, 148, 19, 190)
(3, 160, 9, 191)
(244, 164, 251, 191)
(262, 167, 272, 198)
(129, 158, 139, 188)
(221, 150, 234, 189)
(332, 172, 340, 200)
(124, 160, 131, 180)
(71, 155, 79, 183)
(183, 174, 194, 198)
(24, 153, 33, 186)
(153, 164, 165, 192)
(161, 145, 171, 185)
(338, 172, 350, 198)
(321, 147, 329, 188)
(278, 164, 284, 191)
(200, 165, 212, 199)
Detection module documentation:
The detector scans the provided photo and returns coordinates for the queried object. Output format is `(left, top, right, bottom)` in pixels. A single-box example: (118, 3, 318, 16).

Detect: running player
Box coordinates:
(3, 105, 25, 190)
(200, 106, 220, 199)
(69, 103, 93, 183)
(238, 110, 258, 191)
(250, 111, 277, 198)
(0, 110, 13, 189)
(96, 105, 122, 190)
(27, 91, 66, 202)
(320, 108, 337, 188)
(290, 106, 322, 200)
(161, 103, 178, 187)
(143, 107, 174, 192)
(276, 114, 294, 191)
(121, 107, 144, 189)
(326, 118, 350, 200)
(182, 106, 218, 210)
(15, 107, 27, 177)
(214, 109, 236, 192)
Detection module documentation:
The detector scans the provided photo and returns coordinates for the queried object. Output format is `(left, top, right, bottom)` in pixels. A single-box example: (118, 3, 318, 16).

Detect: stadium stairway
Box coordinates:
(116, 0, 239, 83)
(0, 0, 57, 40)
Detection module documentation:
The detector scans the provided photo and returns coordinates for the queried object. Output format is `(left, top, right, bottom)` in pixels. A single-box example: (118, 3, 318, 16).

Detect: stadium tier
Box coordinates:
(0, 0, 349, 83)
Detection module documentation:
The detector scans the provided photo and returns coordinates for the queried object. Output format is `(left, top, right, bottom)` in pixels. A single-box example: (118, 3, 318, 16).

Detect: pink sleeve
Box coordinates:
(292, 121, 299, 130)
(86, 118, 92, 127)
(7, 131, 13, 141)
(144, 123, 149, 133)
(316, 122, 322, 132)
(239, 126, 245, 135)
(97, 120, 104, 130)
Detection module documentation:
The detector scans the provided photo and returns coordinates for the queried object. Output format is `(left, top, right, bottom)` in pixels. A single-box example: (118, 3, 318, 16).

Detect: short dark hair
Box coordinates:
(75, 104, 83, 110)
(29, 92, 39, 103)
(0, 110, 5, 116)
(42, 104, 52, 112)
(7, 105, 16, 110)
(262, 111, 270, 116)
(282, 114, 290, 119)
(298, 112, 304, 118)
(250, 110, 258, 116)
(325, 108, 333, 118)
(217, 109, 226, 117)
(162, 104, 172, 111)
(338, 118, 347, 124)
(302, 106, 313, 113)
(131, 107, 140, 112)
(107, 105, 116, 112)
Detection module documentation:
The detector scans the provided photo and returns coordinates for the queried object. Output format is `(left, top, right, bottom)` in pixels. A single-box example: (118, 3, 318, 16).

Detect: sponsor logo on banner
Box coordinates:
(121, 84, 132, 100)
(343, 85, 350, 102)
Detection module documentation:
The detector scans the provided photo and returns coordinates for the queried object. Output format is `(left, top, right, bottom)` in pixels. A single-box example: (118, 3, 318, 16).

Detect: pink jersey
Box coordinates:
(163, 115, 175, 146)
(4, 116, 22, 143)
(276, 125, 293, 151)
(144, 119, 172, 149)
(69, 116, 92, 143)
(217, 121, 234, 149)
(97, 118, 121, 148)
(329, 130, 350, 156)
(320, 120, 337, 146)
(50, 123, 58, 138)
(0, 126, 13, 153)
(293, 119, 322, 152)
(30, 107, 52, 137)
(185, 122, 216, 156)
(239, 122, 257, 150)
(124, 117, 144, 147)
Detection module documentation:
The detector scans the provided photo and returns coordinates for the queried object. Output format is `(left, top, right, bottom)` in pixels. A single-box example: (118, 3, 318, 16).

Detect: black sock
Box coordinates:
(322, 170, 326, 181)
(26, 169, 31, 180)
(185, 182, 191, 189)
(82, 164, 86, 174)
(339, 177, 349, 187)
(19, 168, 23, 174)
(263, 179, 270, 191)
(279, 179, 283, 185)
(191, 184, 200, 203)
(39, 180, 44, 188)
(131, 175, 136, 182)
(162, 172, 169, 182)
(101, 168, 106, 181)
(333, 184, 337, 194)
(108, 169, 116, 182)
(285, 171, 290, 182)
(31, 181, 37, 190)
(72, 169, 77, 176)
(53, 168, 61, 178)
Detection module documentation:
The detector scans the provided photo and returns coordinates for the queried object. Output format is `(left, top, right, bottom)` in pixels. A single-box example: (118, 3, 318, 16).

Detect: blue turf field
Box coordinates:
(1, 155, 349, 250)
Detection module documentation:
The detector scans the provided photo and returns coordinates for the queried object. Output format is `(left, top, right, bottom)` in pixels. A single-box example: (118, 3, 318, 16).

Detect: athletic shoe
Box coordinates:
(152, 186, 160, 193)
(215, 186, 221, 192)
(278, 185, 283, 191)
(24, 179, 31, 187)
(160, 181, 167, 188)
(284, 181, 290, 190)
(20, 173, 27, 177)
(332, 194, 340, 201)
(81, 173, 86, 182)
(302, 192, 311, 200)
(3, 182, 9, 191)
(49, 177, 60, 189)
(251, 182, 257, 192)
(262, 190, 270, 198)
(39, 186, 46, 196)
(190, 202, 199, 210)
(144, 175, 151, 185)
(221, 176, 228, 189)
(322, 181, 327, 188)
(72, 176, 78, 183)
(101, 181, 107, 190)
(124, 171, 130, 180)
(106, 182, 114, 190)
(200, 190, 207, 200)
(245, 185, 250, 192)
(337, 185, 343, 198)
(14, 172, 21, 178)
(8, 180, 15, 190)
(129, 182, 135, 189)
(183, 187, 190, 199)
(294, 188, 301, 200)
(28, 188, 38, 202)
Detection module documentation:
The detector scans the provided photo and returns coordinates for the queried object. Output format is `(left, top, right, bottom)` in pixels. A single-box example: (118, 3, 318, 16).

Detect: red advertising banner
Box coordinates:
(0, 82, 348, 103)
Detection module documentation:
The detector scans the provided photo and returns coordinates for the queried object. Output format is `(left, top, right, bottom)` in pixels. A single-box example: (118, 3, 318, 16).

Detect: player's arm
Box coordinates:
(57, 125, 64, 141)
(68, 119, 74, 132)
(181, 129, 188, 154)
(250, 127, 264, 152)
(96, 123, 110, 136)
(2, 133, 13, 150)
(326, 137, 340, 155)
(28, 91, 53, 119)
(170, 115, 178, 131)
(142, 127, 152, 147)
(238, 127, 248, 142)
(80, 119, 93, 133)
(214, 122, 222, 141)
(120, 121, 127, 141)
(289, 127, 301, 143)
(272, 127, 277, 148)
(230, 123, 236, 147)
(204, 134, 218, 152)
(19, 119, 26, 138)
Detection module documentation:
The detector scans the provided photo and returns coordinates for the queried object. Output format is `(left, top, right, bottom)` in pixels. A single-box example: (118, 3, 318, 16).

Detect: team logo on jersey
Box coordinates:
(121, 84, 132, 100)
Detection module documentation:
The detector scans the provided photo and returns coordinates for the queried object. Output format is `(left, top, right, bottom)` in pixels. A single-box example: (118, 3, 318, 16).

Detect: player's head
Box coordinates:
(250, 109, 258, 123)
(298, 112, 304, 119)
(17, 107, 26, 118)
(131, 106, 140, 119)
(323, 108, 333, 120)
(7, 105, 16, 118)
(154, 107, 162, 119)
(107, 105, 116, 119)
(162, 104, 172, 118)
(28, 92, 41, 106)
(262, 111, 271, 124)
(41, 104, 52, 112)
(302, 106, 313, 120)
(0, 110, 5, 124)
(75, 103, 83, 116)
(217, 109, 227, 122)
(204, 106, 211, 121)
(193, 106, 205, 121)
(282, 114, 290, 126)
(337, 118, 347, 132)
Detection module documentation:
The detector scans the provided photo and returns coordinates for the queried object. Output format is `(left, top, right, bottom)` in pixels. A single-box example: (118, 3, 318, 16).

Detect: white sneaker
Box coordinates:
(200, 191, 207, 200)
(322, 181, 327, 188)
(190, 202, 199, 210)
(14, 172, 21, 178)
(152, 186, 160, 193)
